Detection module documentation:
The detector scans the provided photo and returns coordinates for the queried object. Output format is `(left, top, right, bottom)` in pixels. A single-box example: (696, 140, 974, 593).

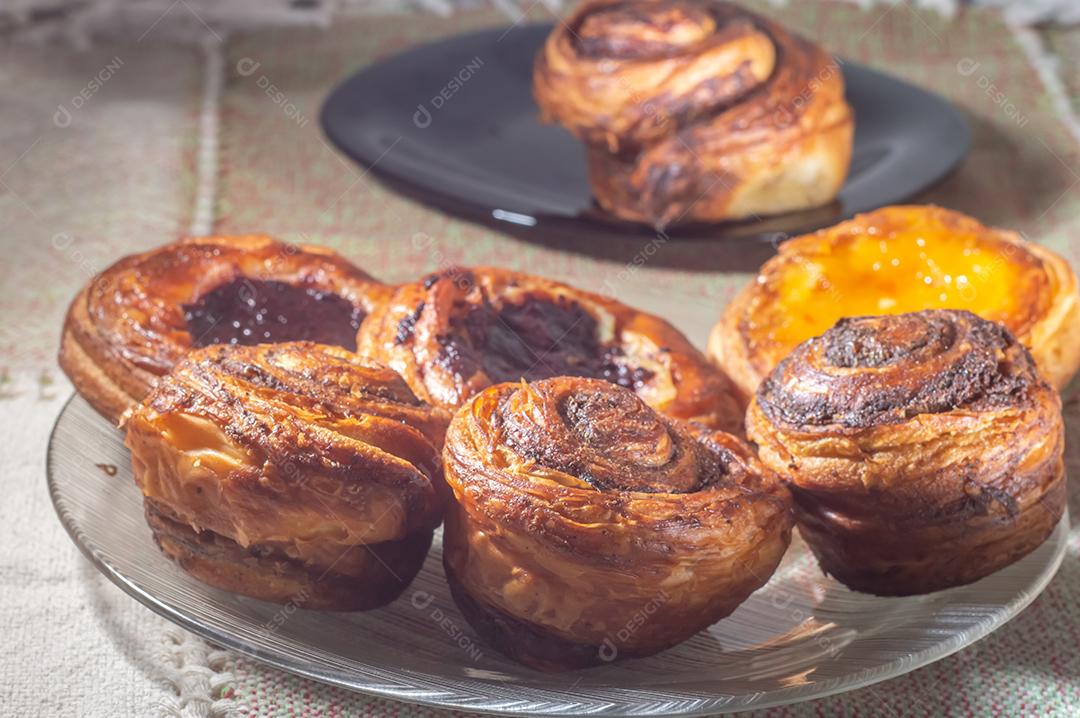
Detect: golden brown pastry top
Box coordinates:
(446, 376, 790, 558)
(712, 205, 1080, 395)
(534, 0, 852, 226)
(756, 309, 1043, 431)
(357, 266, 743, 431)
(536, 0, 778, 150)
(73, 235, 387, 379)
(124, 342, 450, 551)
(746, 309, 1065, 595)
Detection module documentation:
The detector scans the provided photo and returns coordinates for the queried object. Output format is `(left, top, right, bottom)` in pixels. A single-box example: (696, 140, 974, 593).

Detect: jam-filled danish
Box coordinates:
(60, 235, 387, 423)
(443, 377, 793, 670)
(123, 342, 449, 610)
(357, 266, 744, 432)
(711, 205, 1080, 400)
(746, 310, 1066, 596)
(533, 0, 853, 226)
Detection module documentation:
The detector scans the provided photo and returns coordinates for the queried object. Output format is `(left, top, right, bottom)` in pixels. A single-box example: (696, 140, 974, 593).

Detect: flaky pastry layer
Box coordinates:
(123, 342, 450, 609)
(443, 376, 792, 670)
(533, 0, 853, 226)
(357, 266, 744, 432)
(60, 235, 387, 423)
(746, 310, 1066, 595)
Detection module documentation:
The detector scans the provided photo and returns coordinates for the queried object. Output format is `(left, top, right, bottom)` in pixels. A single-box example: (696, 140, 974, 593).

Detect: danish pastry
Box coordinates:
(357, 266, 744, 432)
(443, 376, 793, 670)
(533, 0, 853, 226)
(711, 205, 1080, 399)
(60, 235, 387, 423)
(123, 342, 450, 610)
(746, 310, 1066, 595)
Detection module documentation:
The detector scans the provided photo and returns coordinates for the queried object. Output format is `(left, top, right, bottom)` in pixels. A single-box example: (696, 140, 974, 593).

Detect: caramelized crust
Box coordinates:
(746, 310, 1066, 596)
(443, 377, 792, 670)
(60, 235, 388, 423)
(711, 205, 1080, 399)
(123, 342, 450, 609)
(357, 266, 744, 432)
(533, 0, 853, 226)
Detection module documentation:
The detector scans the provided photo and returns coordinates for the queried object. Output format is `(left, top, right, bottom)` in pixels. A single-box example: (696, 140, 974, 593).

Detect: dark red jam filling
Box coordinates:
(431, 296, 654, 388)
(183, 278, 363, 350)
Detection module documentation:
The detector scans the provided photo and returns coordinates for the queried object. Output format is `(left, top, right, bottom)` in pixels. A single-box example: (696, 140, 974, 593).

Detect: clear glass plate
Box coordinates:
(48, 394, 1067, 716)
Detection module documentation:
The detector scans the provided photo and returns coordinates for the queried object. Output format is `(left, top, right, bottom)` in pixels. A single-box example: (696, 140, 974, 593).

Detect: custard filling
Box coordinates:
(746, 218, 1050, 366)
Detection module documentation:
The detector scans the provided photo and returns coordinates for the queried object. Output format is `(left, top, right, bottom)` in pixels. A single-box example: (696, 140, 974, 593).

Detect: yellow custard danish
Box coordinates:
(710, 205, 1080, 399)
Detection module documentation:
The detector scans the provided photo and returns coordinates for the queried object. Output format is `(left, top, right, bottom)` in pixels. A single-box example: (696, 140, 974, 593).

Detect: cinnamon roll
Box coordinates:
(711, 205, 1080, 400)
(123, 342, 450, 610)
(746, 310, 1066, 596)
(533, 0, 853, 226)
(443, 376, 793, 670)
(60, 235, 387, 423)
(356, 266, 744, 432)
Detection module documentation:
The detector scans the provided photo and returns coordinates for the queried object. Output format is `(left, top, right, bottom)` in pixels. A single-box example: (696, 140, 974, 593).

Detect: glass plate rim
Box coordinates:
(47, 393, 1068, 716)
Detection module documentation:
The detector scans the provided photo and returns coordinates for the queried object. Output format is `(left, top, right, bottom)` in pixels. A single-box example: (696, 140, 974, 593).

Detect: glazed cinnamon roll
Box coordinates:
(711, 205, 1080, 400)
(123, 342, 450, 610)
(357, 266, 744, 431)
(746, 310, 1066, 596)
(443, 377, 792, 670)
(60, 235, 387, 423)
(533, 0, 853, 226)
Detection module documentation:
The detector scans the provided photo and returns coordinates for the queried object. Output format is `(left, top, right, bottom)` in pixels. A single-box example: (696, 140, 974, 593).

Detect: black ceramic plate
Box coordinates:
(321, 23, 970, 246)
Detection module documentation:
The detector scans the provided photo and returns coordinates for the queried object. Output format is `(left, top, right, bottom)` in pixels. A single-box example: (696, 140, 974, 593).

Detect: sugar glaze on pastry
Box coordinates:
(534, 0, 853, 226)
(123, 342, 449, 610)
(60, 235, 387, 423)
(443, 376, 792, 670)
(746, 310, 1066, 596)
(358, 266, 744, 432)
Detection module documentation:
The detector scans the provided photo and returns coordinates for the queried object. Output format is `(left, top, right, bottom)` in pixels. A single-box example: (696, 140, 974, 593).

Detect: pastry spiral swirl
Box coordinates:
(746, 310, 1066, 595)
(711, 205, 1080, 400)
(124, 342, 450, 610)
(533, 0, 853, 226)
(357, 266, 744, 431)
(60, 235, 387, 423)
(443, 377, 792, 670)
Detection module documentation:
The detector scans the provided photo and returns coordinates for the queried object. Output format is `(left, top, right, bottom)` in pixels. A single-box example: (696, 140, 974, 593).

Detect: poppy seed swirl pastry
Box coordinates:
(357, 266, 744, 432)
(533, 0, 853, 226)
(711, 205, 1080, 400)
(123, 342, 450, 610)
(442, 376, 793, 670)
(746, 310, 1066, 596)
(60, 235, 387, 424)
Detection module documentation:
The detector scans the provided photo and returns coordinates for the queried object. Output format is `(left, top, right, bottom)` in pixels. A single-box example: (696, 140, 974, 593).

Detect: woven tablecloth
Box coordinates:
(2, 2, 1079, 716)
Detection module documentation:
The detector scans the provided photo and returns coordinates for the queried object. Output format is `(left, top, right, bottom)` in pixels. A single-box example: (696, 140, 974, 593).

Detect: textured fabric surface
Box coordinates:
(1, 1, 1079, 716)
(0, 40, 239, 718)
